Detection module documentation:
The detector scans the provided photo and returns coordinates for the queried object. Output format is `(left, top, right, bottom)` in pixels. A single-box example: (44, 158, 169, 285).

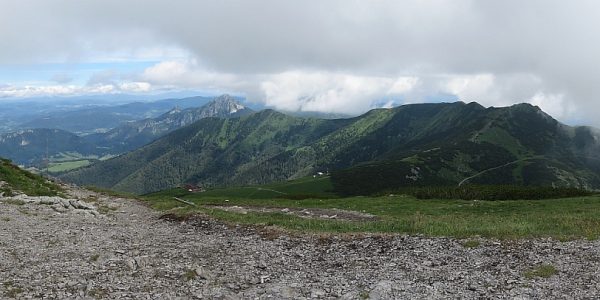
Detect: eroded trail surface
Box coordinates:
(1, 186, 600, 299)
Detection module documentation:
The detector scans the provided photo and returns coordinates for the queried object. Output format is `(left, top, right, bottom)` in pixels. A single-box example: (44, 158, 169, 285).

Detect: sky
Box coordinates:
(1, 0, 599, 125)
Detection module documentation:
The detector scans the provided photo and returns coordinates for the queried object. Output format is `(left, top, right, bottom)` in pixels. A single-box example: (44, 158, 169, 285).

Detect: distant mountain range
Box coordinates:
(0, 93, 220, 134)
(0, 95, 253, 165)
(82, 94, 253, 154)
(20, 96, 216, 134)
(61, 101, 600, 195)
(0, 128, 96, 166)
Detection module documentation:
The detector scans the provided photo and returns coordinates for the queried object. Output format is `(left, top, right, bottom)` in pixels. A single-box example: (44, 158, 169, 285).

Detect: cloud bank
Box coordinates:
(1, 0, 599, 124)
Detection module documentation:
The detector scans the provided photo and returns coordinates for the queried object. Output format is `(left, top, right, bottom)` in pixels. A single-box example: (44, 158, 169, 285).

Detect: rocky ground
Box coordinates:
(207, 205, 377, 221)
(1, 186, 599, 299)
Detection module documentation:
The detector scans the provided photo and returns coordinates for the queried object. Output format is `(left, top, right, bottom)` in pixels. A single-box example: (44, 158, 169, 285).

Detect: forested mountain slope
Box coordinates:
(62, 101, 600, 195)
(0, 95, 251, 165)
(81, 94, 253, 154)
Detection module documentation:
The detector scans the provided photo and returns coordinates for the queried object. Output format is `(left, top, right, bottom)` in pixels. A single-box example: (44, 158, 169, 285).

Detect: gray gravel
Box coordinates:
(1, 186, 599, 299)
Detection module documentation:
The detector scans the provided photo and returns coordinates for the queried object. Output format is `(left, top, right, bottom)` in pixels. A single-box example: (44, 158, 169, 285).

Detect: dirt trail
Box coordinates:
(458, 158, 534, 186)
(1, 185, 599, 299)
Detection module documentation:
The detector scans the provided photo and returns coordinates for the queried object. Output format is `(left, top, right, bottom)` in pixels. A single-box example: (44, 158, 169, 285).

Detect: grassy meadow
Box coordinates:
(43, 152, 116, 174)
(47, 160, 91, 173)
(143, 176, 600, 240)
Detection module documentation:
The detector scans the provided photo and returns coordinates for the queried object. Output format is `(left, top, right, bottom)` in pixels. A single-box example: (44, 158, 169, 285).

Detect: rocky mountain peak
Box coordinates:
(204, 94, 247, 115)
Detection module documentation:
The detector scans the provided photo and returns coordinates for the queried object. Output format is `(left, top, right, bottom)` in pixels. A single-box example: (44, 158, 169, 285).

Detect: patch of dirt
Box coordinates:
(207, 205, 378, 221)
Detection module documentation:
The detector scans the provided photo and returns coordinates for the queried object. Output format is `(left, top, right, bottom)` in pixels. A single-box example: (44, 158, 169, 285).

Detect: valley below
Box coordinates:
(2, 184, 600, 299)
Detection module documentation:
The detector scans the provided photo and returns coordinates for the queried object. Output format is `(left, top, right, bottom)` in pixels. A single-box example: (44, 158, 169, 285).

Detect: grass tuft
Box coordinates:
(183, 269, 197, 281)
(524, 264, 558, 279)
(462, 240, 481, 248)
(2, 199, 25, 206)
(3, 281, 24, 298)
(97, 204, 118, 215)
(89, 254, 100, 262)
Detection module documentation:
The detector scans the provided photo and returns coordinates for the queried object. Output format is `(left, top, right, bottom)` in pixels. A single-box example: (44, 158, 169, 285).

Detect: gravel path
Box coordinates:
(1, 186, 599, 299)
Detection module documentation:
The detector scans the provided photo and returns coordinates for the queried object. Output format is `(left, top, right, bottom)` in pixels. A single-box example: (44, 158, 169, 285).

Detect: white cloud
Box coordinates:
(119, 82, 152, 93)
(0, 85, 78, 98)
(0, 82, 152, 98)
(142, 61, 190, 83)
(1, 1, 600, 124)
(86, 84, 116, 94)
(528, 92, 571, 120)
(389, 78, 420, 94)
(438, 73, 580, 118)
(443, 74, 498, 106)
(260, 71, 418, 114)
(140, 60, 238, 89)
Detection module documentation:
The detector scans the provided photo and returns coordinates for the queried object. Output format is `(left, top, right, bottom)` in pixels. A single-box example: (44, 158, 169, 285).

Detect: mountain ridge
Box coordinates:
(81, 94, 253, 154)
(18, 96, 216, 134)
(61, 101, 600, 194)
(0, 95, 253, 165)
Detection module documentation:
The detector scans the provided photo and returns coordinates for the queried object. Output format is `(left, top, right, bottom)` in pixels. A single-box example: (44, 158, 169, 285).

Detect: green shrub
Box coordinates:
(381, 185, 592, 200)
(183, 269, 197, 281)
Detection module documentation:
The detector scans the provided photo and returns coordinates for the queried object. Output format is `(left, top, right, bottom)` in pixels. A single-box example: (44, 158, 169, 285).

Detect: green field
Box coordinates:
(44, 152, 116, 173)
(144, 177, 600, 240)
(47, 160, 91, 172)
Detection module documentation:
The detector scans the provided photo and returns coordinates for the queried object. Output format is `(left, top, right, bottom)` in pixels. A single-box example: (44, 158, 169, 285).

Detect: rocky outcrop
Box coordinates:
(5, 194, 100, 216)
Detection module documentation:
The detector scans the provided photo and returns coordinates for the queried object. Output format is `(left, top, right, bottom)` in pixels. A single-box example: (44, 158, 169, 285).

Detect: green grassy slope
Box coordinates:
(145, 175, 335, 200)
(0, 95, 249, 167)
(0, 129, 98, 166)
(64, 110, 349, 193)
(63, 102, 600, 195)
(0, 158, 63, 197)
(331, 104, 600, 194)
(144, 190, 600, 240)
